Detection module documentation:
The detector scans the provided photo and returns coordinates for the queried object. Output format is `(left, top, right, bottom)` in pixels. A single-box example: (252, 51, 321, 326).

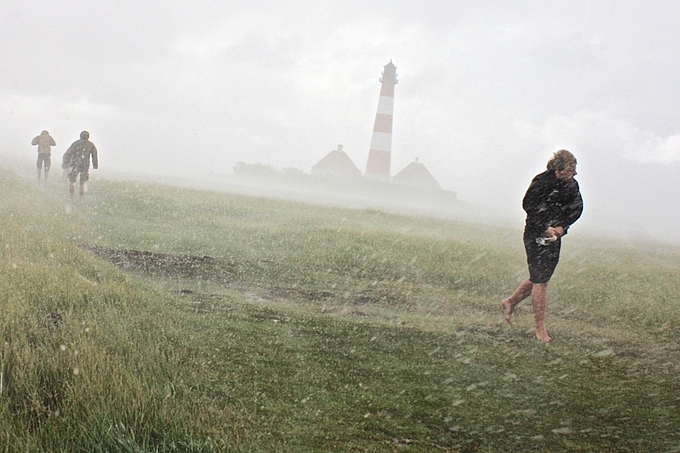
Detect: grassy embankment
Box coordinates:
(1, 167, 679, 452)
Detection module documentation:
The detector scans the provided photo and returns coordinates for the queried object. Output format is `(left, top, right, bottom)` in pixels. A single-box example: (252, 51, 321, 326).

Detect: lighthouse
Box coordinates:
(364, 60, 398, 182)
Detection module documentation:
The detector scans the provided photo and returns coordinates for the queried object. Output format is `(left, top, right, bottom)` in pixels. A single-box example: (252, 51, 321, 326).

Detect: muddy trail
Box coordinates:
(84, 245, 396, 308)
(85, 245, 237, 283)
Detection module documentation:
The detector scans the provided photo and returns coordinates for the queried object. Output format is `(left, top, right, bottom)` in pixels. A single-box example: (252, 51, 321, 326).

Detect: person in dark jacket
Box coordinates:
(502, 149, 583, 342)
(31, 130, 56, 183)
(62, 131, 98, 200)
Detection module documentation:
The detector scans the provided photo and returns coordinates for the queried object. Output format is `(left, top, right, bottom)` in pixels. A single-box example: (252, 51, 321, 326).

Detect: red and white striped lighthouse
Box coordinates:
(364, 60, 398, 182)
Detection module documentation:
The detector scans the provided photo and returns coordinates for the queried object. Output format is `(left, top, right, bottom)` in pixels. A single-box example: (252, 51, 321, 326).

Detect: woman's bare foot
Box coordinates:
(502, 299, 514, 325)
(535, 329, 552, 342)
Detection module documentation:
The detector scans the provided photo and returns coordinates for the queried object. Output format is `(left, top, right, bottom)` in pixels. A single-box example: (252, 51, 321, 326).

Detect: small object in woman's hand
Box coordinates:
(536, 236, 558, 246)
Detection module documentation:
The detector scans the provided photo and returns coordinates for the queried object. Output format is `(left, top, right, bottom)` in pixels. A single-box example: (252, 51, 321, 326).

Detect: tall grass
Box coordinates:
(1, 166, 679, 452)
(0, 170, 231, 451)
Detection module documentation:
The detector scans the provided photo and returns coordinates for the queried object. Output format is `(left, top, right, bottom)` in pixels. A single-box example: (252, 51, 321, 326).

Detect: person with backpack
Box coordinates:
(31, 130, 57, 183)
(62, 131, 98, 200)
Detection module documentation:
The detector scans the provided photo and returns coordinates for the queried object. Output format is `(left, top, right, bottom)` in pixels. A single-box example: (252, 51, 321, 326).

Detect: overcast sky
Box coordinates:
(2, 1, 680, 241)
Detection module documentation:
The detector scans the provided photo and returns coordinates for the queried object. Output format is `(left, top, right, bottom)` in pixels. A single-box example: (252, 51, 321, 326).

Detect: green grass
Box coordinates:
(1, 167, 679, 452)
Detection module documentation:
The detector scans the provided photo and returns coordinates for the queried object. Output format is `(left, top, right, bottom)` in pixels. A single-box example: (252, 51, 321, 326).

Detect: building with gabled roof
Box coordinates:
(392, 158, 441, 190)
(311, 145, 362, 179)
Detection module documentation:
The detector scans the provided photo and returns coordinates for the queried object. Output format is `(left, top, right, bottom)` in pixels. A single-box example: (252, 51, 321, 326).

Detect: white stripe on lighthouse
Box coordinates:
(369, 132, 392, 152)
(375, 96, 394, 115)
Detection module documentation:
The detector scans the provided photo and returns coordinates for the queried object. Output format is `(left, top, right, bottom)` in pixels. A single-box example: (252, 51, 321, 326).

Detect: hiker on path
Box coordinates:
(62, 131, 98, 200)
(31, 130, 56, 183)
(502, 149, 583, 342)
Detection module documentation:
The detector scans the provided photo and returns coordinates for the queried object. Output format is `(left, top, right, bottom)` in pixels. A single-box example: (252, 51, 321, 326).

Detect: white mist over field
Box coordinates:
(2, 1, 680, 243)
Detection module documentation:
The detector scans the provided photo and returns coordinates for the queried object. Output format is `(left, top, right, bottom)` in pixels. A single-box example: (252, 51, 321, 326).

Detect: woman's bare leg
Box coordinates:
(531, 283, 552, 342)
(502, 278, 533, 324)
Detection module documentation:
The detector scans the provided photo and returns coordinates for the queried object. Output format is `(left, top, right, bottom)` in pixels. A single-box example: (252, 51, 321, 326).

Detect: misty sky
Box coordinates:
(2, 1, 680, 241)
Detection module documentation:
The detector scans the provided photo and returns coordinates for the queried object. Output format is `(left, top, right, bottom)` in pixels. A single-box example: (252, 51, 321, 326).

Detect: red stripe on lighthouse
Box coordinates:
(380, 84, 395, 97)
(372, 113, 393, 134)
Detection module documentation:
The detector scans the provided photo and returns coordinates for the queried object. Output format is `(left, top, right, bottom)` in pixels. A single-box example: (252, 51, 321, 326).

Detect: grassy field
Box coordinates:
(1, 166, 679, 452)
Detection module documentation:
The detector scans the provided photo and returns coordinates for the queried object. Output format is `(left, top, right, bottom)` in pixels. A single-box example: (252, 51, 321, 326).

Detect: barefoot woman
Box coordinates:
(503, 150, 583, 342)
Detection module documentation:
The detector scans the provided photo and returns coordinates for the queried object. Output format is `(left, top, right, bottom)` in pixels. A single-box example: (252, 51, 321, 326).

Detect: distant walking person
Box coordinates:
(502, 150, 583, 342)
(31, 130, 56, 183)
(62, 131, 98, 200)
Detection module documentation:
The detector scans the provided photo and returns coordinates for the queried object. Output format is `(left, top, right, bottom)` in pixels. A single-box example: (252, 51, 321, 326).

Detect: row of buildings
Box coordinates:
(310, 61, 444, 192)
(312, 145, 441, 190)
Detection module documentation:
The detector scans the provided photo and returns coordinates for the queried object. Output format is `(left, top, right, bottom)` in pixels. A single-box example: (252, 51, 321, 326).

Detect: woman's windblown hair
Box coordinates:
(546, 149, 576, 171)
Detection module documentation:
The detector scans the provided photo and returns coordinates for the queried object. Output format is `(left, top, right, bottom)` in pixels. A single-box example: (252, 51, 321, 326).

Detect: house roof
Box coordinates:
(312, 149, 362, 177)
(392, 160, 440, 189)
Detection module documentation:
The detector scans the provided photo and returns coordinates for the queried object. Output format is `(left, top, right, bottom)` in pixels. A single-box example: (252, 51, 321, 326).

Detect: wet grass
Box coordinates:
(1, 167, 679, 452)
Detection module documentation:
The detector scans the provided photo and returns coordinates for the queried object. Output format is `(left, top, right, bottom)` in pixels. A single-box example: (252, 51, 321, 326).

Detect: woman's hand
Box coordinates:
(545, 226, 565, 239)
